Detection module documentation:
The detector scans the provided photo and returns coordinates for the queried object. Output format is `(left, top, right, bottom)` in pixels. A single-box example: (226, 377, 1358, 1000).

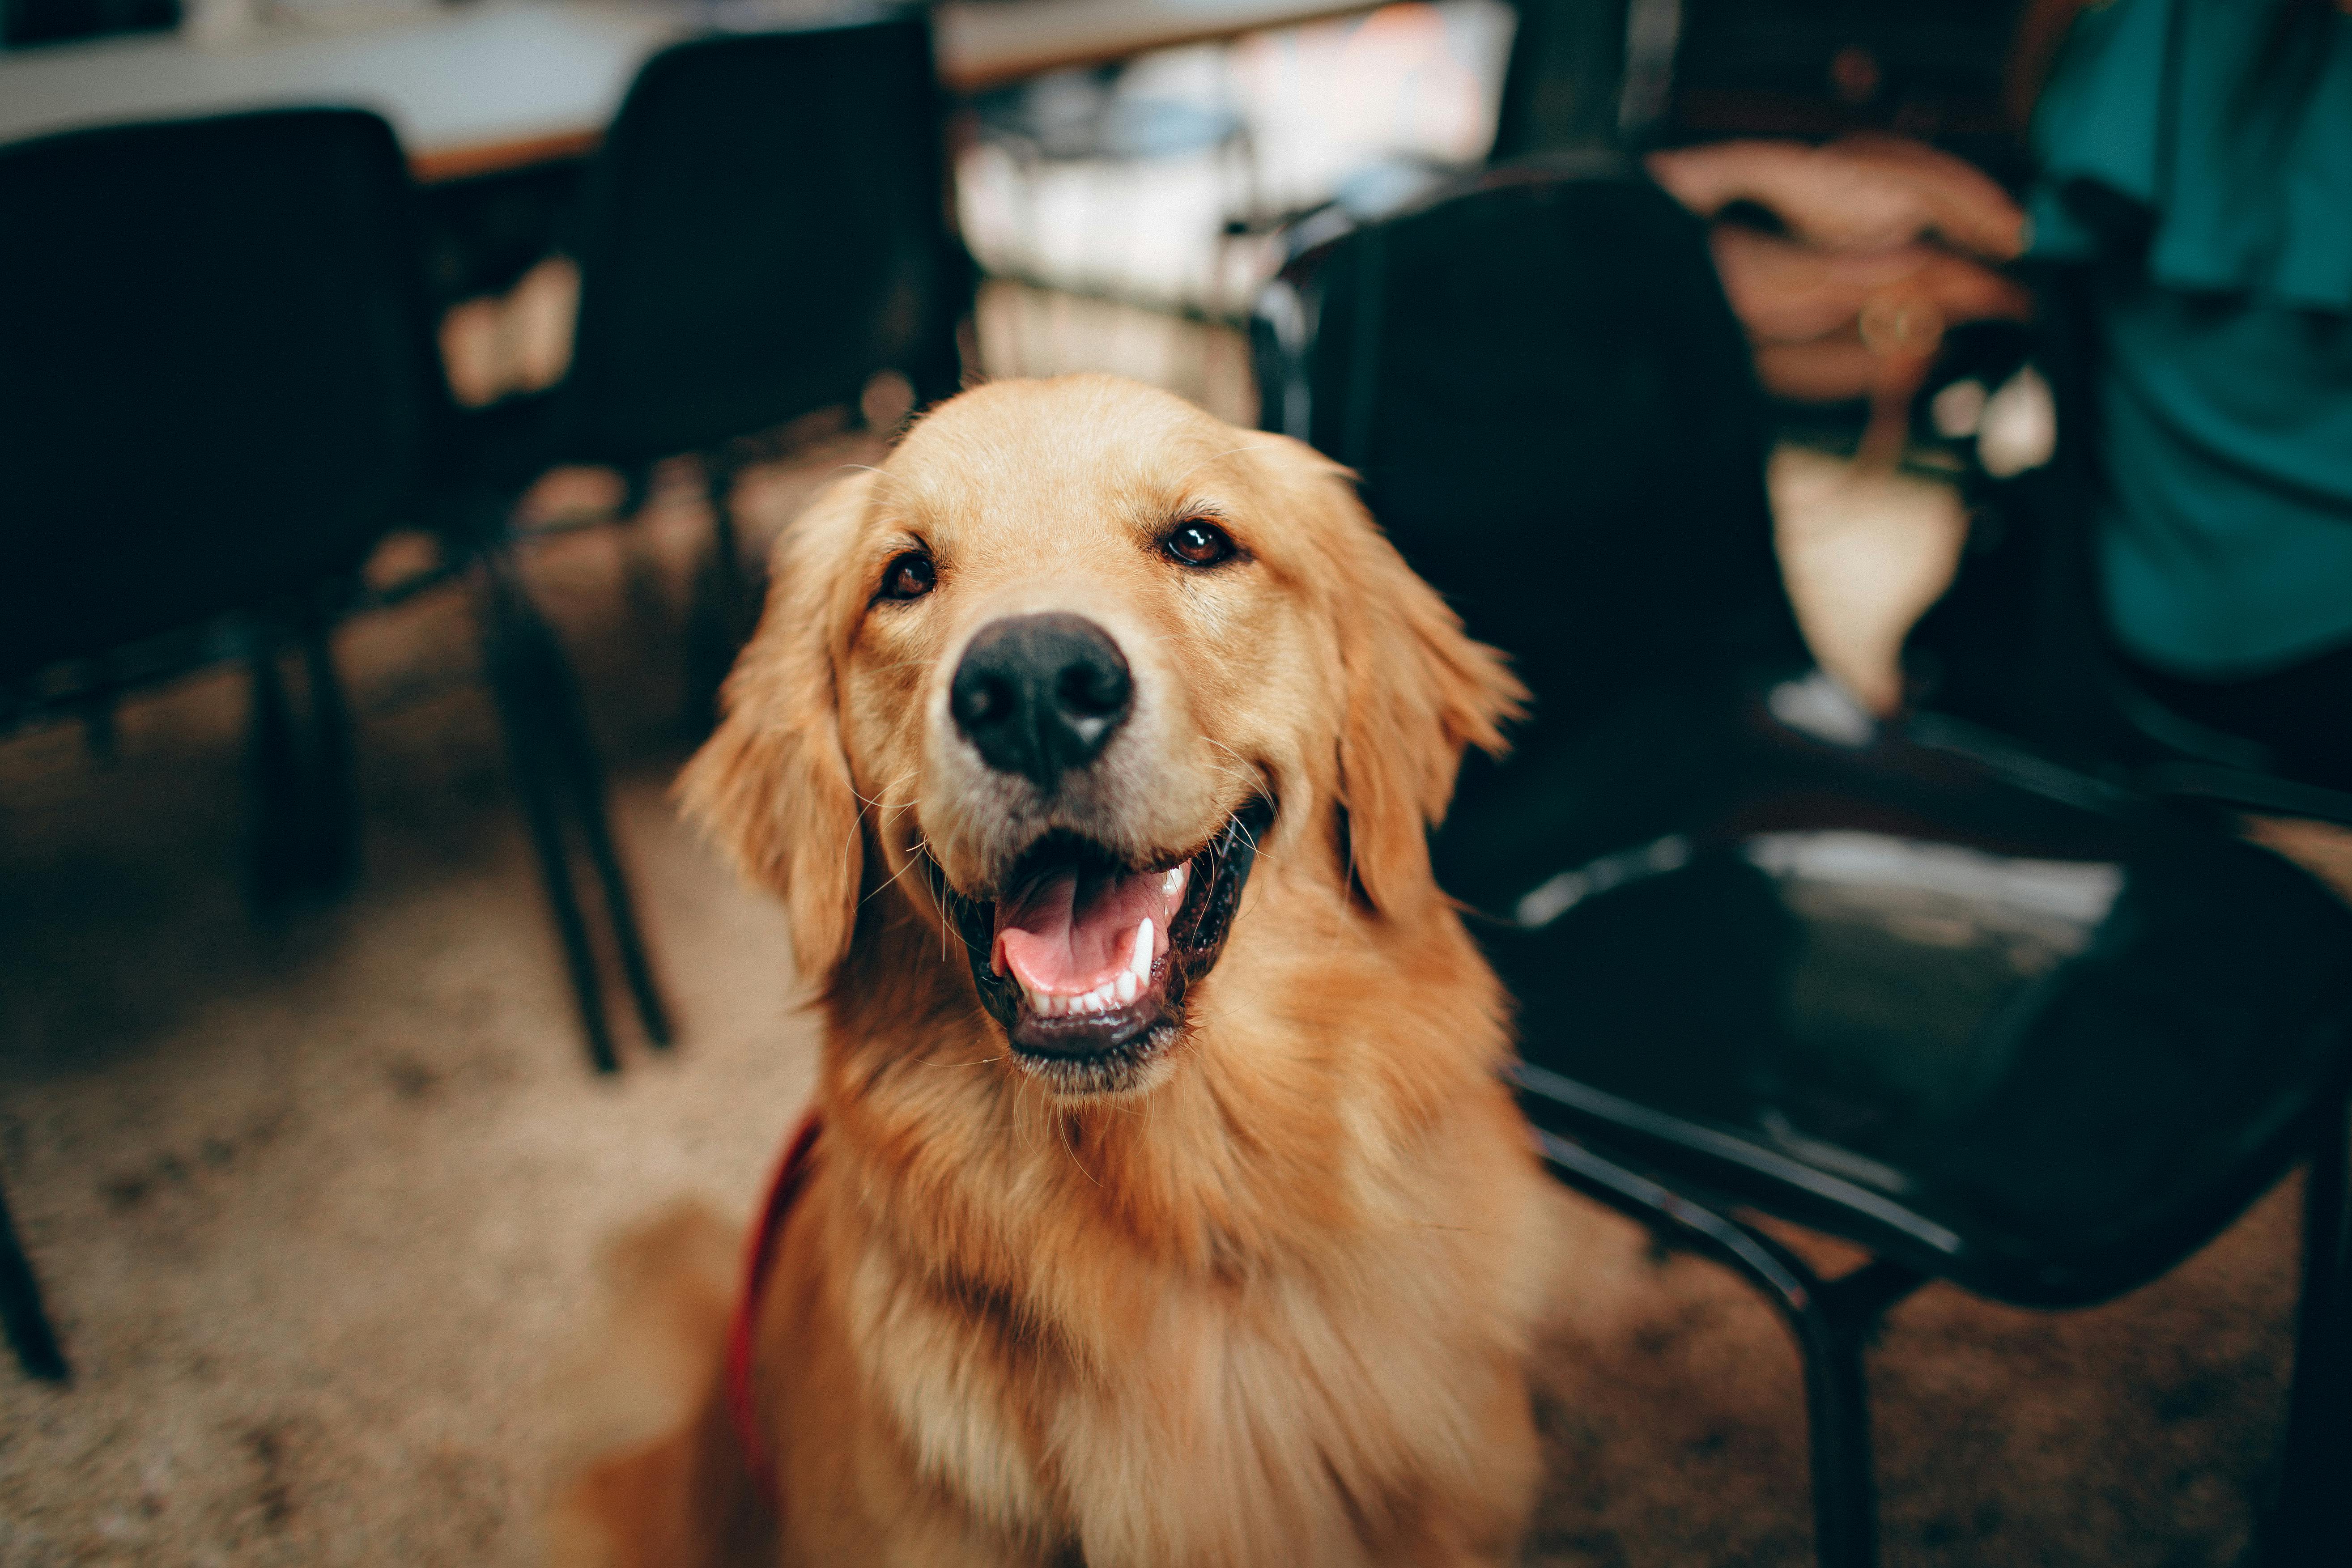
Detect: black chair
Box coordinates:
(1255, 166, 2352, 1567)
(0, 109, 672, 1377)
(1494, 0, 2029, 168)
(1491, 0, 1637, 161)
(0, 110, 447, 908)
(0, 0, 174, 47)
(465, 10, 973, 718)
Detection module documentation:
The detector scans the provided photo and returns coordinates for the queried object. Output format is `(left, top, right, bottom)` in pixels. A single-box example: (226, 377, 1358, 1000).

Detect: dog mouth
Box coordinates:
(926, 799, 1274, 1090)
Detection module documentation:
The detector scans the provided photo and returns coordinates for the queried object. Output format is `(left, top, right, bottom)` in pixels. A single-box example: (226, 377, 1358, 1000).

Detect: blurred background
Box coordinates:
(3, 0, 2349, 1563)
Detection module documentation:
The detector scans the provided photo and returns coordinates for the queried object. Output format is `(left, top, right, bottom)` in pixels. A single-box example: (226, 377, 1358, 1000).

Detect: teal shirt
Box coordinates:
(2030, 0, 2352, 677)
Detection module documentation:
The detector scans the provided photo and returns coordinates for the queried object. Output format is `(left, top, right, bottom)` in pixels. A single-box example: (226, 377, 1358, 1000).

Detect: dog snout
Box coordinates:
(951, 613, 1133, 789)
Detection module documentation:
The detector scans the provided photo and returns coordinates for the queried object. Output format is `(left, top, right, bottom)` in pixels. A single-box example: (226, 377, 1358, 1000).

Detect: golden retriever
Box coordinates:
(557, 374, 1565, 1567)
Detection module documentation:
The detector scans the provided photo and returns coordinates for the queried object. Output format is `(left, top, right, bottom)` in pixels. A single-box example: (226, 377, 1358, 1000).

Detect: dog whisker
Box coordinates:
(1056, 1117, 1103, 1187)
(862, 846, 933, 910)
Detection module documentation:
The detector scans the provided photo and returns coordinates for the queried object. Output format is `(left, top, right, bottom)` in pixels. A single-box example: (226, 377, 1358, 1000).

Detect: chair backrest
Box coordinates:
(1, 0, 176, 47)
(0, 108, 449, 680)
(1493, 0, 2029, 174)
(1255, 167, 1807, 731)
(559, 12, 970, 468)
(1662, 0, 2026, 179)
(1489, 0, 1631, 162)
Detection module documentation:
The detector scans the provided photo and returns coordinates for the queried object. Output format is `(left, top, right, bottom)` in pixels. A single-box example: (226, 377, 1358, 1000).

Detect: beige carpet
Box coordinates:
(0, 405, 2321, 1567)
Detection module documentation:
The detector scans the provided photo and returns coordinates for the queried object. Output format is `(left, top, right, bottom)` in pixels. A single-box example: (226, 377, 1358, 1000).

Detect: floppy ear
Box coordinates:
(1284, 444, 1524, 915)
(676, 471, 874, 986)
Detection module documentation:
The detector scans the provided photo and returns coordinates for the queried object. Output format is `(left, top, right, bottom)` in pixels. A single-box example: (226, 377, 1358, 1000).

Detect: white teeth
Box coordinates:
(1163, 865, 1188, 902)
(1018, 919, 1161, 1019)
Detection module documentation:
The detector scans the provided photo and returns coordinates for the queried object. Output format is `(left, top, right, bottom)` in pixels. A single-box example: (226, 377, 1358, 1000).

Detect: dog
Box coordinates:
(556, 374, 1567, 1567)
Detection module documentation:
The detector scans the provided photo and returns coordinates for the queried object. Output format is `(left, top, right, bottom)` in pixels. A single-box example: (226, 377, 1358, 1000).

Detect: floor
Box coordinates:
(2, 315, 2339, 1566)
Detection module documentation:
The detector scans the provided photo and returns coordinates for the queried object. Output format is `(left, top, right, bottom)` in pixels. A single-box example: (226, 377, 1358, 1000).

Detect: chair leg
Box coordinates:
(0, 1164, 68, 1384)
(2272, 1101, 2350, 1564)
(1802, 1259, 1926, 1568)
(475, 552, 621, 1074)
(684, 454, 754, 733)
(246, 633, 306, 908)
(614, 465, 670, 637)
(526, 591, 674, 1051)
(78, 684, 118, 765)
(298, 619, 360, 896)
(1528, 1128, 1922, 1568)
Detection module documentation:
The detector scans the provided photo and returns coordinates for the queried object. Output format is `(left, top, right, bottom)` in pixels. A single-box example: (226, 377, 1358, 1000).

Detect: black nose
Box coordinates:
(950, 613, 1133, 789)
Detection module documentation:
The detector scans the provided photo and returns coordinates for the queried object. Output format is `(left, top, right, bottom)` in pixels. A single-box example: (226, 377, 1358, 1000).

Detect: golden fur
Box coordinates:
(555, 375, 1565, 1567)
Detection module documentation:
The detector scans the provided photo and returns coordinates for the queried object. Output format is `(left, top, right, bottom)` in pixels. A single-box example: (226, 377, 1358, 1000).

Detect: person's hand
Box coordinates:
(1648, 135, 2026, 260)
(1708, 227, 2032, 349)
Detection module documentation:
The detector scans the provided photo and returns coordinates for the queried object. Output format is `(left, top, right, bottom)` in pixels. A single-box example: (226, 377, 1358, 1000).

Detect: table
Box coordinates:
(936, 0, 1380, 90)
(0, 0, 1383, 180)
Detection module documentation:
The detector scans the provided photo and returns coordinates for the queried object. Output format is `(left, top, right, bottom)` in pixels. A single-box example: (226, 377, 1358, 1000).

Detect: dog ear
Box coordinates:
(1278, 441, 1524, 916)
(677, 471, 874, 987)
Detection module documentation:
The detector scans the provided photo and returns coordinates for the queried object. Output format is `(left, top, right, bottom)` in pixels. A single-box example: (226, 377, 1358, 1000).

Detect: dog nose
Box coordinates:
(951, 613, 1133, 788)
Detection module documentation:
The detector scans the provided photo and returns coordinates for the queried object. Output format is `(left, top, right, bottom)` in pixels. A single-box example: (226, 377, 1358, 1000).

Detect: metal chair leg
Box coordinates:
(246, 633, 306, 908)
(0, 1166, 68, 1384)
(298, 619, 359, 895)
(526, 592, 674, 1051)
(685, 454, 754, 735)
(614, 465, 670, 637)
(476, 553, 621, 1074)
(78, 683, 118, 765)
(1530, 1128, 1922, 1568)
(566, 774, 672, 1049)
(1802, 1259, 1925, 1568)
(2273, 1100, 2350, 1564)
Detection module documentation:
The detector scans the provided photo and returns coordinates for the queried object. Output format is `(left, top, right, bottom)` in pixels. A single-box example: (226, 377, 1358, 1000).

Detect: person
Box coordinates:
(2018, 0, 2352, 789)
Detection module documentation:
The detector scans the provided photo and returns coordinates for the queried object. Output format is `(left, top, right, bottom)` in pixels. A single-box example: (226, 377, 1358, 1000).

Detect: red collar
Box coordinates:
(725, 1109, 823, 1510)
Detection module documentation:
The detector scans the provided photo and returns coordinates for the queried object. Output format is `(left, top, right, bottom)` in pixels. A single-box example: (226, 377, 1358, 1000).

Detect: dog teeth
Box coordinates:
(1162, 865, 1188, 903)
(1017, 921, 1160, 1020)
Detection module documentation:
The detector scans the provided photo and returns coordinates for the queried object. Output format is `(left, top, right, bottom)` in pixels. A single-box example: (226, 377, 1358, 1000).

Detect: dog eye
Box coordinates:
(1165, 519, 1236, 567)
(879, 552, 935, 601)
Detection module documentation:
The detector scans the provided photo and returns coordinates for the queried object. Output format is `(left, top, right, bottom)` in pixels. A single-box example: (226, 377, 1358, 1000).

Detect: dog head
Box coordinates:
(682, 376, 1519, 1098)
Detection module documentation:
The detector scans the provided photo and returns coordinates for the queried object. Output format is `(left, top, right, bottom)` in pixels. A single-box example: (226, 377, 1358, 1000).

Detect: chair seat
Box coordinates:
(1443, 670, 2352, 1308)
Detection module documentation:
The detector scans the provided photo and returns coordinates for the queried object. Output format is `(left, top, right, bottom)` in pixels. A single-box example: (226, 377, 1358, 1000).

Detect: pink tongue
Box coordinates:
(994, 864, 1165, 994)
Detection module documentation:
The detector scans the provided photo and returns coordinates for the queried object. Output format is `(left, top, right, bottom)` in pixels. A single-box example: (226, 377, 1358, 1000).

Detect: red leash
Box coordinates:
(724, 1109, 823, 1510)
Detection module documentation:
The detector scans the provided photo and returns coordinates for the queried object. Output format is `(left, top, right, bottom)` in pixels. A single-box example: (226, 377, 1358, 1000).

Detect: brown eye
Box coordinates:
(880, 551, 934, 601)
(1165, 519, 1236, 567)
